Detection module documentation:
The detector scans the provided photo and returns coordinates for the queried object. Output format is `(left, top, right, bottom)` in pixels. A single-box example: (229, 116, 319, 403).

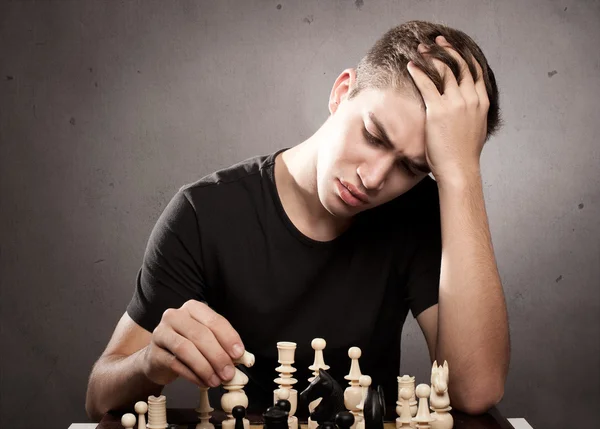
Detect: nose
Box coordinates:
(357, 155, 395, 192)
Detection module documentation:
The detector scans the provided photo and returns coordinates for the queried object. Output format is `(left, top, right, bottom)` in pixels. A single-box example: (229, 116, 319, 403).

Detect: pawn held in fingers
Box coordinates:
(165, 305, 237, 382)
(182, 300, 246, 360)
(150, 321, 221, 387)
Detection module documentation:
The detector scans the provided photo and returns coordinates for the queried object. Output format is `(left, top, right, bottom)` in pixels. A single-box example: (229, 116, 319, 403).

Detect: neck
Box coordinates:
(274, 130, 352, 241)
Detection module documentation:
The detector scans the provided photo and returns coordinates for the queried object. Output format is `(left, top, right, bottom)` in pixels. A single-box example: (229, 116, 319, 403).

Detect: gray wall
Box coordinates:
(1, 1, 598, 428)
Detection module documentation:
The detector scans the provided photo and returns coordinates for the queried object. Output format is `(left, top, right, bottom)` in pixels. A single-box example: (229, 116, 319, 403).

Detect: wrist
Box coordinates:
(434, 165, 482, 190)
(134, 346, 158, 385)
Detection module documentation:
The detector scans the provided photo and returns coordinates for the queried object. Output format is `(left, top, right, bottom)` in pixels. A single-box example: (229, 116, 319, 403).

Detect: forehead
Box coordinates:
(356, 87, 424, 124)
(354, 87, 426, 145)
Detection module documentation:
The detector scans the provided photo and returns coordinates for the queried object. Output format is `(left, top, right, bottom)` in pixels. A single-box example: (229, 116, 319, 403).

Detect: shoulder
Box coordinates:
(178, 149, 281, 207)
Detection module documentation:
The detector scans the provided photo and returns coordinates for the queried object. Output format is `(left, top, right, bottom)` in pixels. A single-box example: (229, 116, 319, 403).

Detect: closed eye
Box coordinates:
(362, 127, 383, 147)
(363, 127, 417, 177)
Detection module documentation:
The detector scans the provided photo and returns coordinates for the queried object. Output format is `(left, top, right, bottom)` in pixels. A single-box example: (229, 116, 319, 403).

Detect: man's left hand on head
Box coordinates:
(407, 35, 489, 182)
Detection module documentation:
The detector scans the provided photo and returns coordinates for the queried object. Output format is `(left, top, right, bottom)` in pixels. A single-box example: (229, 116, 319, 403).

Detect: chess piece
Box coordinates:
(233, 405, 246, 429)
(344, 347, 363, 429)
(412, 385, 435, 429)
(364, 385, 385, 429)
(335, 411, 355, 429)
(429, 361, 452, 429)
(397, 375, 417, 418)
(233, 350, 256, 367)
(274, 341, 298, 429)
(395, 388, 412, 428)
(222, 350, 255, 429)
(308, 338, 330, 429)
(300, 369, 345, 428)
(147, 395, 168, 429)
(355, 375, 372, 429)
(195, 386, 215, 429)
(121, 413, 136, 429)
(263, 405, 289, 429)
(134, 401, 147, 429)
(274, 393, 292, 414)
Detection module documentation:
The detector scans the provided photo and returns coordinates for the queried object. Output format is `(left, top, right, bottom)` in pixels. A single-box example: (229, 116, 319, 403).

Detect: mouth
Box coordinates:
(337, 179, 369, 207)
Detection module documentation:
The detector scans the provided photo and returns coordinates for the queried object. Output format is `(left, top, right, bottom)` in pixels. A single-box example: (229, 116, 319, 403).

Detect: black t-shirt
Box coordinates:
(127, 148, 442, 416)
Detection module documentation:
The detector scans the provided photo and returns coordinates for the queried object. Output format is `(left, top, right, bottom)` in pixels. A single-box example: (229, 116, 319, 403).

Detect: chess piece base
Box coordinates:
(222, 417, 249, 429)
(430, 410, 453, 429)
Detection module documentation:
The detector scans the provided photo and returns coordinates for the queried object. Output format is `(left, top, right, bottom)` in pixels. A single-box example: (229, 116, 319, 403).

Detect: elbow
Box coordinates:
(453, 378, 505, 415)
(85, 391, 108, 422)
(459, 391, 503, 415)
(85, 371, 109, 422)
(85, 401, 106, 423)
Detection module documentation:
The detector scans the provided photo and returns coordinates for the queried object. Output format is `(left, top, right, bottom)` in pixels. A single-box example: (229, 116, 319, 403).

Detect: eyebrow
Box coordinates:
(368, 112, 431, 174)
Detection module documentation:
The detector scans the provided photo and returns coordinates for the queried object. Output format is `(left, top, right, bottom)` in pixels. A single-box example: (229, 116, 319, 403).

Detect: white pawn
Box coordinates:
(412, 384, 435, 429)
(355, 375, 372, 429)
(121, 413, 136, 429)
(308, 338, 330, 381)
(395, 388, 412, 428)
(308, 338, 329, 429)
(344, 347, 363, 429)
(134, 401, 147, 429)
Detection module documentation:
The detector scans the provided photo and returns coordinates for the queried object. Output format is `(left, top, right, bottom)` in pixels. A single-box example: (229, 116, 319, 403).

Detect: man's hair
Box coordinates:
(348, 20, 502, 141)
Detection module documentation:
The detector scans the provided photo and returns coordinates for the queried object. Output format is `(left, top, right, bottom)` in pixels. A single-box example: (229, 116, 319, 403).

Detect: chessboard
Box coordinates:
(96, 408, 514, 429)
(97, 338, 515, 429)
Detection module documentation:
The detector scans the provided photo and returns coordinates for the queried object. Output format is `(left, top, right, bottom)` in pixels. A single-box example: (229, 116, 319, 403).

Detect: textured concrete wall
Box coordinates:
(1, 1, 598, 428)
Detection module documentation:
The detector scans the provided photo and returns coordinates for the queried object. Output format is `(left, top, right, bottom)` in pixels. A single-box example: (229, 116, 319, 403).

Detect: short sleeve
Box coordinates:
(126, 190, 206, 332)
(404, 189, 442, 318)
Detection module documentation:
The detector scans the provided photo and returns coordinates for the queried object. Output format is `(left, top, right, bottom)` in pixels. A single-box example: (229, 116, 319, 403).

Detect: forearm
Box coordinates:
(85, 348, 163, 421)
(435, 169, 510, 414)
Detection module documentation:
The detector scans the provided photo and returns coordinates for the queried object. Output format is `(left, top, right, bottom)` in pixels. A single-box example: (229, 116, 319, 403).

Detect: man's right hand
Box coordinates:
(141, 300, 245, 387)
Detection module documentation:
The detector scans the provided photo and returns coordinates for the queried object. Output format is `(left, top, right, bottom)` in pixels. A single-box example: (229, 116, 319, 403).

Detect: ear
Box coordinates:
(328, 68, 357, 115)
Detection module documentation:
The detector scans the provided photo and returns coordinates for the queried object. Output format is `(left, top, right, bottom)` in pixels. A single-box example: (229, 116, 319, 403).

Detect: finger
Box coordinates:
(435, 35, 482, 105)
(169, 310, 236, 382)
(154, 322, 220, 387)
(416, 43, 460, 99)
(471, 56, 490, 108)
(151, 344, 205, 387)
(435, 35, 474, 87)
(430, 57, 462, 99)
(407, 59, 442, 110)
(184, 300, 245, 359)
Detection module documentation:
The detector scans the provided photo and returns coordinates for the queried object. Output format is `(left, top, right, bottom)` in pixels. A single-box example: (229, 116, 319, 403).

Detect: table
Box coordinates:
(84, 408, 532, 429)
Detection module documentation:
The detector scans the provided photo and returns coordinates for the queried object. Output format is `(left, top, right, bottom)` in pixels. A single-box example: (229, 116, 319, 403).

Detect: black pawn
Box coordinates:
(335, 411, 355, 429)
(232, 405, 246, 429)
(263, 406, 288, 429)
(317, 423, 336, 429)
(274, 399, 291, 414)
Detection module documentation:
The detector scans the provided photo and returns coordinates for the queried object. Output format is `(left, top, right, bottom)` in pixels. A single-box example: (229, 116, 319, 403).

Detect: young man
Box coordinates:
(86, 20, 510, 421)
